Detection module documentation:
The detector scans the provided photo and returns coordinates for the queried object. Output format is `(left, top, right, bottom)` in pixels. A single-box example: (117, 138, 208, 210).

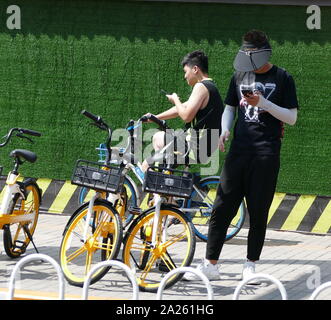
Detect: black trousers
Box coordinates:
(206, 153, 280, 261)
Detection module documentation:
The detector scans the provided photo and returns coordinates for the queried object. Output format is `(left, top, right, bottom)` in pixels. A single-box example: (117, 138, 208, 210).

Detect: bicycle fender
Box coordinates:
(140, 203, 190, 221)
(125, 175, 141, 206)
(18, 178, 43, 204)
(62, 199, 118, 235)
(199, 176, 220, 184)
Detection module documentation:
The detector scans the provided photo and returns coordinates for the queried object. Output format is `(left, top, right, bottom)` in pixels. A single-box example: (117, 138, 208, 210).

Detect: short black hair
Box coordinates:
(243, 30, 270, 48)
(181, 50, 208, 74)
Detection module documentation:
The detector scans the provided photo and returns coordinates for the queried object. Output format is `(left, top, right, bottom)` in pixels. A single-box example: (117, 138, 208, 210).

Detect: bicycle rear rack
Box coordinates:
(156, 266, 214, 300)
(232, 273, 287, 300)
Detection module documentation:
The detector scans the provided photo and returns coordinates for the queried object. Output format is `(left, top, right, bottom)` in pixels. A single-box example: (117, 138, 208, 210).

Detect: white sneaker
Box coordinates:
(183, 259, 220, 281)
(241, 261, 261, 285)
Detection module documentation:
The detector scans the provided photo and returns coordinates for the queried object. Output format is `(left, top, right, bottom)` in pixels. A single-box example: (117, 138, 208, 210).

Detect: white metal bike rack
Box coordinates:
(309, 281, 331, 300)
(81, 260, 139, 300)
(7, 253, 65, 300)
(156, 267, 214, 300)
(233, 273, 287, 300)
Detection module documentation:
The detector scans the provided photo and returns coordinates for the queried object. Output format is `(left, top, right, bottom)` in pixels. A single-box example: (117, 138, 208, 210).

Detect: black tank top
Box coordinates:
(184, 79, 224, 162)
(185, 79, 223, 134)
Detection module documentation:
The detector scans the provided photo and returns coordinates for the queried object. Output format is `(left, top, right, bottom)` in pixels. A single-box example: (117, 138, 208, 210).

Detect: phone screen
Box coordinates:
(241, 89, 253, 97)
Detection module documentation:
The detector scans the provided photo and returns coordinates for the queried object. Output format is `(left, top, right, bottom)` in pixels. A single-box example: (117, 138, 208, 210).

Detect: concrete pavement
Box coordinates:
(0, 213, 331, 300)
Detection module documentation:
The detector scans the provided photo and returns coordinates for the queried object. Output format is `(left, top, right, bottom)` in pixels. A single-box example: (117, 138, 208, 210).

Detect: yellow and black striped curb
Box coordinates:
(1, 178, 330, 235)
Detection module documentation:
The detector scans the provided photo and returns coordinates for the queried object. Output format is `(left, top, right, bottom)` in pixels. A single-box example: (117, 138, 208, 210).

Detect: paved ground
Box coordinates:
(0, 213, 331, 301)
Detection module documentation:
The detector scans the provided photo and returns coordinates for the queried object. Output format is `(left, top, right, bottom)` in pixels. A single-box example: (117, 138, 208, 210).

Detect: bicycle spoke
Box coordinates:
(66, 246, 87, 263)
(162, 231, 187, 249)
(12, 224, 23, 241)
(130, 242, 153, 252)
(85, 251, 93, 275)
(70, 230, 85, 243)
(160, 252, 176, 270)
(140, 254, 157, 282)
(93, 240, 114, 252)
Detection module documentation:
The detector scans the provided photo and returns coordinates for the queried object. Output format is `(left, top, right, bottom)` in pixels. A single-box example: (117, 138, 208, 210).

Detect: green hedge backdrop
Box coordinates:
(0, 0, 330, 196)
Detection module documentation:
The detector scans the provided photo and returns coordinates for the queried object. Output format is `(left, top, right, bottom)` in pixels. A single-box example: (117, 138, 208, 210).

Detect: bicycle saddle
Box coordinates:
(10, 149, 37, 163)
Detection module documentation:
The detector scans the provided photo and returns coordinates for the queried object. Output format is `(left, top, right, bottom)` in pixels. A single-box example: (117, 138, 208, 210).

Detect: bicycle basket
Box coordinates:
(71, 159, 125, 193)
(143, 166, 193, 198)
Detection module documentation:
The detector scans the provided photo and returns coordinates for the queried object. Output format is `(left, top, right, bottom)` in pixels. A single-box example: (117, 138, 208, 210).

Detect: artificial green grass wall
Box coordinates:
(0, 0, 330, 196)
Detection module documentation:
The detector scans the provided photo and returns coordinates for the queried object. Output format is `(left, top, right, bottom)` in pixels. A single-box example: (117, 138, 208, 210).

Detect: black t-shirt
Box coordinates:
(224, 65, 299, 155)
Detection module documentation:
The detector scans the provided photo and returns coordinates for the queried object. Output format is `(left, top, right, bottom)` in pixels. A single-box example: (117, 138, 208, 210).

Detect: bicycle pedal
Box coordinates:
(169, 218, 181, 225)
(128, 205, 142, 215)
(13, 240, 27, 253)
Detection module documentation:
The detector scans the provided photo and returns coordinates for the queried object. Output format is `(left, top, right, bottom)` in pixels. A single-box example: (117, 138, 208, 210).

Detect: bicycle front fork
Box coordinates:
(83, 193, 100, 242)
(0, 173, 25, 215)
(83, 192, 120, 242)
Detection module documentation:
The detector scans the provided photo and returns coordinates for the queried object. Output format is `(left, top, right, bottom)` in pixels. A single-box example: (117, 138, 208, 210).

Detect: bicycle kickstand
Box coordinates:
(23, 224, 39, 254)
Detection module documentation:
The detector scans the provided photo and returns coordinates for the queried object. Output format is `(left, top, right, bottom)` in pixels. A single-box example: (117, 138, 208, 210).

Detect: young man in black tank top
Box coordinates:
(184, 30, 299, 283)
(142, 50, 224, 170)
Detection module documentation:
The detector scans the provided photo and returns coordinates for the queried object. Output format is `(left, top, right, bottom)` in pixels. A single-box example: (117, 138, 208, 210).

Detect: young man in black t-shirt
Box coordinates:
(141, 50, 223, 169)
(184, 30, 299, 282)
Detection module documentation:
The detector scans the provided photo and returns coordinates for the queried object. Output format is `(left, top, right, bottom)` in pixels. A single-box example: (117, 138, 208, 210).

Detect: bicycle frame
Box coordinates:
(151, 194, 163, 245)
(0, 128, 41, 226)
(95, 132, 214, 217)
(0, 174, 41, 231)
(96, 143, 144, 206)
(95, 145, 177, 249)
(83, 192, 100, 242)
(0, 173, 24, 215)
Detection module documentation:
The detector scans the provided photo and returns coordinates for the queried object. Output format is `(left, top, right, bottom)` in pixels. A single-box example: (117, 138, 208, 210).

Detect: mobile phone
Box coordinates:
(160, 89, 169, 95)
(241, 89, 253, 97)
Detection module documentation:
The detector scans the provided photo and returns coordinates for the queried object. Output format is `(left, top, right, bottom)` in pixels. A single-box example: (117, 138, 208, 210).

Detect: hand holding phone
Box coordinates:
(241, 89, 253, 97)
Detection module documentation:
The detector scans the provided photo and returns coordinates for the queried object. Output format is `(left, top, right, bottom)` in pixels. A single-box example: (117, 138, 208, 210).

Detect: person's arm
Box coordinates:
(142, 105, 181, 122)
(246, 72, 298, 125)
(219, 105, 236, 152)
(167, 83, 208, 122)
(246, 94, 297, 125)
(155, 106, 179, 120)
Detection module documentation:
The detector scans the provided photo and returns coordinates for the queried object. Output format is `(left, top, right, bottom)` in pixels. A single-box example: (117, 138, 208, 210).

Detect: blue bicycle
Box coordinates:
(78, 115, 247, 241)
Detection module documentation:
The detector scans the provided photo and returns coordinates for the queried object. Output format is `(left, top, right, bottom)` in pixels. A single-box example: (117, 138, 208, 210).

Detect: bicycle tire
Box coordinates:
(77, 176, 137, 227)
(185, 176, 247, 242)
(122, 205, 196, 293)
(3, 179, 41, 258)
(59, 199, 123, 287)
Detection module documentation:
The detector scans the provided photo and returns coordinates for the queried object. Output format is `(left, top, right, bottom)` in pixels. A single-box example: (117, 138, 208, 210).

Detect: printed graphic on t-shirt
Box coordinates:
(239, 82, 276, 123)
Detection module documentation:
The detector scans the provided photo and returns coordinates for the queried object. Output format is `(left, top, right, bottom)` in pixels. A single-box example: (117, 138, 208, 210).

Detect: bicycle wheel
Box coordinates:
(122, 205, 196, 292)
(77, 176, 137, 227)
(59, 199, 123, 287)
(3, 180, 41, 258)
(115, 176, 138, 227)
(185, 176, 247, 242)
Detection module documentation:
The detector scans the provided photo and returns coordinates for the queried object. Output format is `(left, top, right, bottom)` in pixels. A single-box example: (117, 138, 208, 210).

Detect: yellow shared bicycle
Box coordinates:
(59, 111, 124, 287)
(0, 128, 42, 258)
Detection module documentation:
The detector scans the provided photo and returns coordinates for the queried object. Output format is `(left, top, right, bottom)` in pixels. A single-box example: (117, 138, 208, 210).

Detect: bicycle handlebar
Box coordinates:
(81, 110, 101, 123)
(19, 128, 41, 137)
(139, 114, 168, 131)
(0, 127, 42, 148)
(81, 109, 114, 165)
